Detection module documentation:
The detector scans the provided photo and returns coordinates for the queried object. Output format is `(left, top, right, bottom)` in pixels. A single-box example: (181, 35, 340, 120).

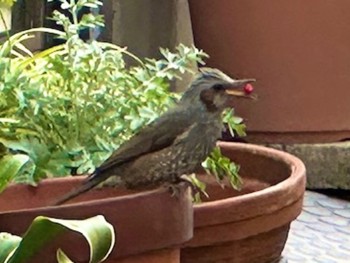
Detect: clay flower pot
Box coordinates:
(0, 178, 193, 263)
(181, 142, 306, 263)
(189, 0, 350, 143)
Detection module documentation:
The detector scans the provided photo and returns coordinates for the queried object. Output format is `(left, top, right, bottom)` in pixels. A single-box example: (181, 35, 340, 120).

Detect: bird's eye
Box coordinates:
(212, 84, 224, 90)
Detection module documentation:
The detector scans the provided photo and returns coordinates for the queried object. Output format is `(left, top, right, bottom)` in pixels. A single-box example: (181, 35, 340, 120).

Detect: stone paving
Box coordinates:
(282, 191, 350, 262)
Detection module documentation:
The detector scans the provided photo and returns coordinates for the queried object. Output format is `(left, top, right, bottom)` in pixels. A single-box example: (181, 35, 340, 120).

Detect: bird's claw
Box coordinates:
(166, 183, 182, 198)
(165, 174, 208, 200)
(179, 174, 208, 198)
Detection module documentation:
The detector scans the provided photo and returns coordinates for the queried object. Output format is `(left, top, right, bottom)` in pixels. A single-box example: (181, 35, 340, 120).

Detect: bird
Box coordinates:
(53, 67, 256, 205)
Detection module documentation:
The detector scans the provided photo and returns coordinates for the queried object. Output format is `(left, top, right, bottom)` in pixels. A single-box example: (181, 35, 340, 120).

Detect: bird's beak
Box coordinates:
(225, 79, 257, 100)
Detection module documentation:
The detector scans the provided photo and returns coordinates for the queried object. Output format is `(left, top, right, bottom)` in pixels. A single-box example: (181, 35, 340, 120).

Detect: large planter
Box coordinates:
(181, 142, 306, 263)
(189, 0, 350, 143)
(100, 0, 196, 92)
(0, 178, 193, 263)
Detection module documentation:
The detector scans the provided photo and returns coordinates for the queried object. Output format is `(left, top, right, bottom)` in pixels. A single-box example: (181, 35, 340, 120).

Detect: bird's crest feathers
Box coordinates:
(199, 67, 234, 83)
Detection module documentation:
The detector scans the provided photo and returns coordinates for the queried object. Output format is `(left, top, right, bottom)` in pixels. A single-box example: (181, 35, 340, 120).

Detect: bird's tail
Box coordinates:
(52, 173, 105, 206)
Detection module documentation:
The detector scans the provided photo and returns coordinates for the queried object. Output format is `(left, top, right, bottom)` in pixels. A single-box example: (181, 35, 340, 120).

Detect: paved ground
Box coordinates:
(282, 191, 350, 262)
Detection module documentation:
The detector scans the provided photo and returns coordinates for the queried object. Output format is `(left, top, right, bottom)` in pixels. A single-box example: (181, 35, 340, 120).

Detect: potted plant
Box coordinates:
(181, 142, 306, 263)
(0, 1, 307, 263)
(0, 0, 199, 262)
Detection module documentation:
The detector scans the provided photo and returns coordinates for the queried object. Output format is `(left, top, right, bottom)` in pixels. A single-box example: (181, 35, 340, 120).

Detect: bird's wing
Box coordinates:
(97, 109, 191, 172)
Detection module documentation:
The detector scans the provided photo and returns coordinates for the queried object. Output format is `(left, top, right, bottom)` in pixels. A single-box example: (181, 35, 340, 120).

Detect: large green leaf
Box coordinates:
(1, 215, 115, 263)
(0, 154, 29, 193)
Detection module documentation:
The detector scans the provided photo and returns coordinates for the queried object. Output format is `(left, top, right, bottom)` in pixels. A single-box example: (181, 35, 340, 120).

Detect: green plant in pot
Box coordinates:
(0, 0, 248, 261)
(0, 1, 307, 263)
(0, 0, 246, 199)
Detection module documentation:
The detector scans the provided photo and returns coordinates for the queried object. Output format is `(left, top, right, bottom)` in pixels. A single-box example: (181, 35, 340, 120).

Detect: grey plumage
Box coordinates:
(54, 68, 255, 205)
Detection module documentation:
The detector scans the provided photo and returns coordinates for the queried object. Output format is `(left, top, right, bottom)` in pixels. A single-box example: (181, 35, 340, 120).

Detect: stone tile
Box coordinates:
(340, 244, 350, 251)
(303, 207, 332, 216)
(293, 229, 318, 239)
(316, 198, 348, 209)
(336, 226, 350, 235)
(284, 191, 350, 262)
(297, 245, 324, 257)
(282, 246, 293, 254)
(290, 221, 306, 230)
(287, 260, 301, 263)
(326, 249, 350, 259)
(306, 222, 336, 233)
(325, 232, 350, 243)
(285, 234, 310, 246)
(303, 197, 316, 207)
(278, 257, 288, 263)
(314, 257, 341, 263)
(334, 209, 350, 219)
(319, 216, 349, 226)
(296, 212, 319, 223)
(305, 191, 328, 200)
(312, 240, 333, 249)
(285, 253, 309, 261)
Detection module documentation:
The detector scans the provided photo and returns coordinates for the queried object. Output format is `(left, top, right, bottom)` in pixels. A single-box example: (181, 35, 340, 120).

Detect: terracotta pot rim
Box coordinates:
(0, 176, 169, 214)
(194, 142, 306, 226)
(0, 180, 193, 259)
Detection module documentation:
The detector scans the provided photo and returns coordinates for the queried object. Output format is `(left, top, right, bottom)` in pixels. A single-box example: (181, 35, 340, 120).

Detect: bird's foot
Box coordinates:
(165, 176, 198, 198)
(165, 174, 209, 200)
(165, 183, 182, 198)
(179, 174, 209, 199)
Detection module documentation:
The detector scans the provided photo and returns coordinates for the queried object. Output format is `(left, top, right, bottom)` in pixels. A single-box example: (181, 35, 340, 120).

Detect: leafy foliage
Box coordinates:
(202, 147, 242, 191)
(0, 0, 16, 7)
(0, 215, 115, 263)
(223, 109, 246, 137)
(0, 0, 245, 194)
(0, 0, 206, 187)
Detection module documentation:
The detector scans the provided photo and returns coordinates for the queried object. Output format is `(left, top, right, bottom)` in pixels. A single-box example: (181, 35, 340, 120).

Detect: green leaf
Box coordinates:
(0, 154, 29, 193)
(222, 109, 247, 137)
(0, 233, 21, 263)
(56, 249, 74, 263)
(4, 215, 115, 263)
(202, 146, 242, 191)
(185, 174, 209, 203)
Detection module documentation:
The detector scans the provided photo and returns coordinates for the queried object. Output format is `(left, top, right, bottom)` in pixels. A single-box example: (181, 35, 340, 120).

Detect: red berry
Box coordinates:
(244, 83, 254, 94)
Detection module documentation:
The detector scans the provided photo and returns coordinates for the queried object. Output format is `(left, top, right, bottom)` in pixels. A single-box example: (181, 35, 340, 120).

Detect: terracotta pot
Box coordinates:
(100, 0, 196, 92)
(181, 142, 306, 263)
(189, 0, 350, 143)
(0, 178, 193, 263)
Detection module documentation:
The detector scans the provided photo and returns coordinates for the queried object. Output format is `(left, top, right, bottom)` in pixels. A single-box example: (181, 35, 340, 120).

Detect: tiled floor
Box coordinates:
(283, 191, 350, 262)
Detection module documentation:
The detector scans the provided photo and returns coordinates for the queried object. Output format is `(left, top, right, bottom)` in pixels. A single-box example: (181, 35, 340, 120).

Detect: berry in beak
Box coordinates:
(225, 79, 257, 100)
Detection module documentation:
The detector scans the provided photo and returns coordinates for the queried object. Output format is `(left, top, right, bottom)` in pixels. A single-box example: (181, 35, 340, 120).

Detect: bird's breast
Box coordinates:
(123, 119, 222, 188)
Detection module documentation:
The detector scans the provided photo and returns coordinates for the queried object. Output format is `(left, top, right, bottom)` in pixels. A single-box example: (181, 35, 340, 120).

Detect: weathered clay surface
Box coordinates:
(182, 225, 290, 263)
(189, 0, 350, 143)
(117, 249, 179, 263)
(267, 142, 350, 189)
(181, 142, 306, 263)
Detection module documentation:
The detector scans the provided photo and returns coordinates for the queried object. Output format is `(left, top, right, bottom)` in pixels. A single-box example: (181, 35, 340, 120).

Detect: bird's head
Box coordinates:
(181, 67, 256, 112)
